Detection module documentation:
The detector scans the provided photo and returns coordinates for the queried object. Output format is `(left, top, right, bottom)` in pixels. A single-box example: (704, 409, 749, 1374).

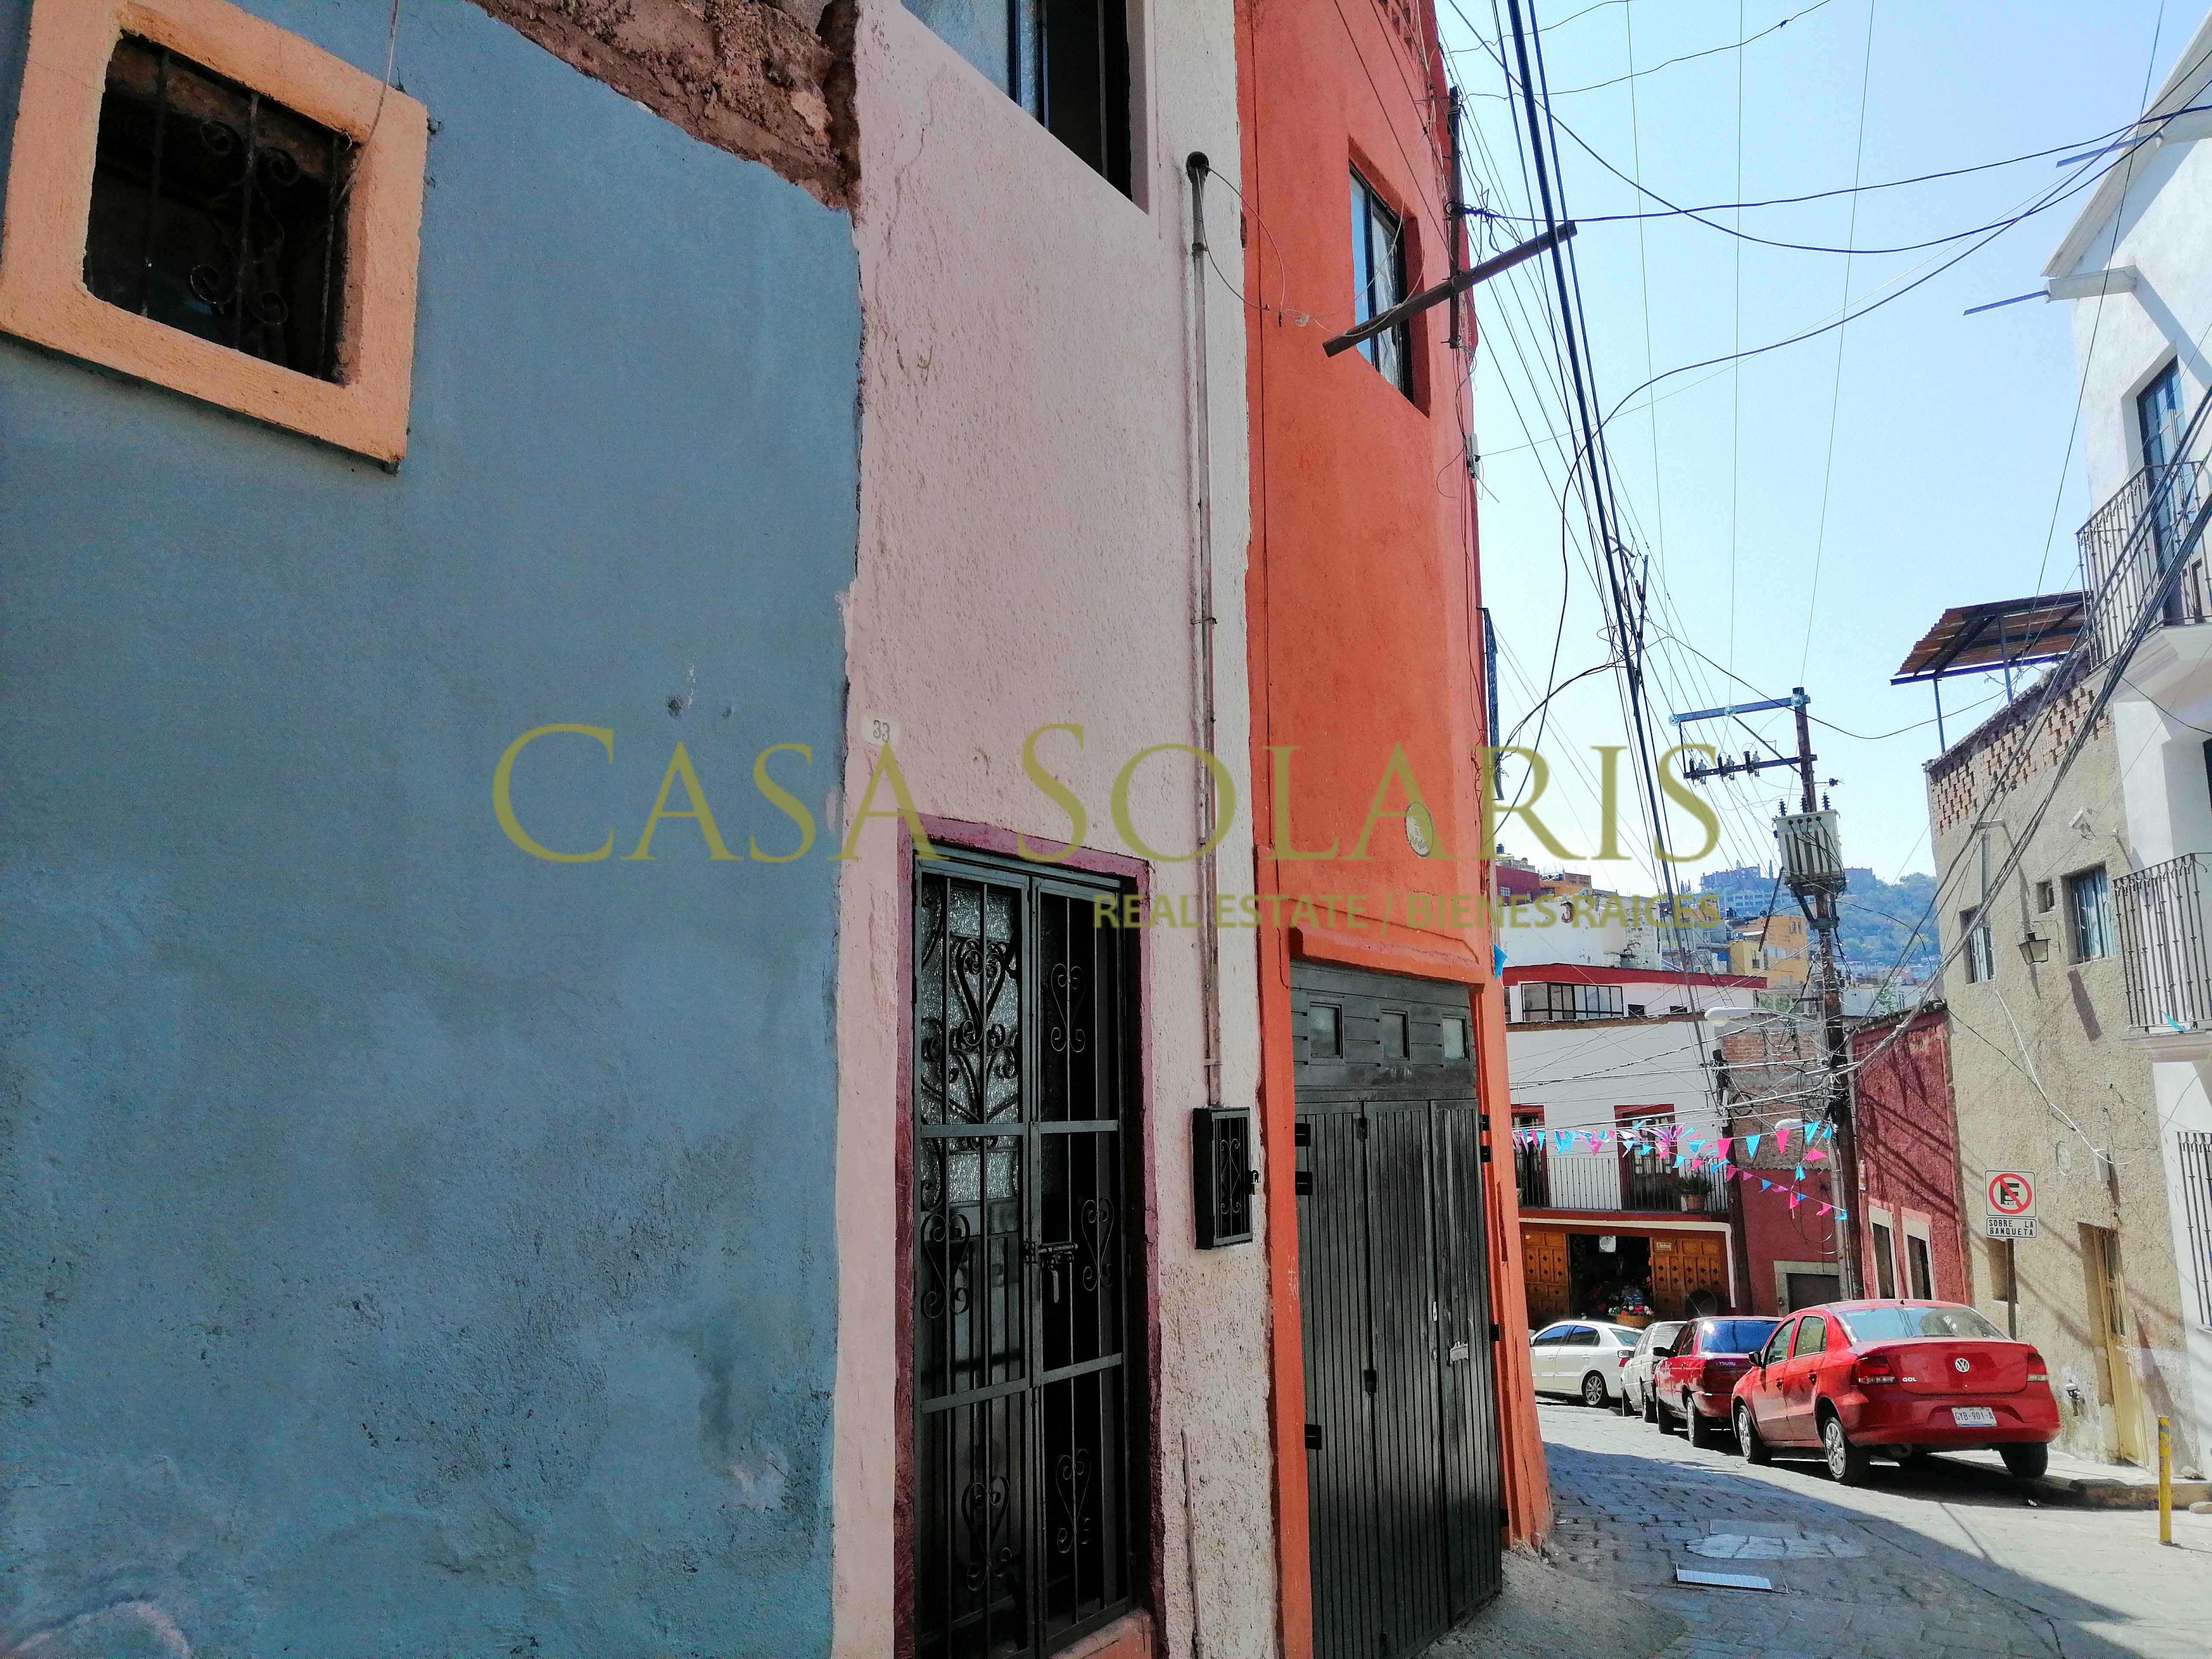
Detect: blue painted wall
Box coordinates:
(0, 3, 856, 1653)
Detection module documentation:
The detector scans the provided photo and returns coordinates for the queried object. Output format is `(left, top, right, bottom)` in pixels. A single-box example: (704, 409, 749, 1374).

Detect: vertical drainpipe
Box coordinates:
(1187, 153, 1224, 1114)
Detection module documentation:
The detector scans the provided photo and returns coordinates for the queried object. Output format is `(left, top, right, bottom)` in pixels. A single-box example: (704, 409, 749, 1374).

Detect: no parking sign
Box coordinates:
(1984, 1170, 2038, 1240)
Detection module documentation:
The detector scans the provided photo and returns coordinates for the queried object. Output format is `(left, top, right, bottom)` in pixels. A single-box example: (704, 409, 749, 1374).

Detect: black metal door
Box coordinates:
(912, 854, 1139, 1659)
(1293, 963, 1503, 1659)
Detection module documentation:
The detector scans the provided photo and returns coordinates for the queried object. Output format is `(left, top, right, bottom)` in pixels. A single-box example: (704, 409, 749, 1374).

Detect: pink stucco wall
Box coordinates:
(1849, 1006, 1969, 1305)
(830, 4, 1271, 1653)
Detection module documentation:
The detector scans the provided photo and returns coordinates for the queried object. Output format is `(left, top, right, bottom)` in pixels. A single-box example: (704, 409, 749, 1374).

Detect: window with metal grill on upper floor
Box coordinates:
(84, 35, 351, 380)
(2066, 865, 2113, 961)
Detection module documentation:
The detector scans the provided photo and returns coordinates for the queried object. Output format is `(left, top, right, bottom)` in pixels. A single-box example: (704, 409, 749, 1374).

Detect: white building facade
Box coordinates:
(2044, 10, 2212, 1477)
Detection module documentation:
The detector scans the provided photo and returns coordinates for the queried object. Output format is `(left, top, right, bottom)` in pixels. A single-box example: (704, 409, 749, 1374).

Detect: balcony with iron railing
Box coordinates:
(1513, 1141, 1728, 1215)
(2080, 455, 2212, 666)
(2115, 852, 2212, 1033)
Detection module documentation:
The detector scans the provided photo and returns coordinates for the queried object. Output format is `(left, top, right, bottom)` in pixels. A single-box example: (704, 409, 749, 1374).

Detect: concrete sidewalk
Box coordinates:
(1932, 1445, 2212, 1509)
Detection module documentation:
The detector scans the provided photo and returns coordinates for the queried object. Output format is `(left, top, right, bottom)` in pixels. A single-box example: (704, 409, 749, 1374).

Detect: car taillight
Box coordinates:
(1618, 1353, 1631, 1367)
(1853, 1353, 1898, 1386)
(2027, 1351, 2048, 1382)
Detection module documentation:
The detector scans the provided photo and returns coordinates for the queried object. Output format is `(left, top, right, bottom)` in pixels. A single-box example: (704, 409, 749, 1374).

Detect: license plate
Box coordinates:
(1951, 1406, 1997, 1427)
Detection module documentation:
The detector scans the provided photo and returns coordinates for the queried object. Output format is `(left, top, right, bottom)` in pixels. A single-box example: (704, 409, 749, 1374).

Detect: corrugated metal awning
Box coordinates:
(1891, 593, 2085, 684)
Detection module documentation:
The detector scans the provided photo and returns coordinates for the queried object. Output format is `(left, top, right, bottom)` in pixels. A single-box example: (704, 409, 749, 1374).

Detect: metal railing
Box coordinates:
(2080, 458, 2212, 664)
(1514, 1139, 1550, 1209)
(1514, 1142, 1726, 1214)
(2115, 852, 2212, 1031)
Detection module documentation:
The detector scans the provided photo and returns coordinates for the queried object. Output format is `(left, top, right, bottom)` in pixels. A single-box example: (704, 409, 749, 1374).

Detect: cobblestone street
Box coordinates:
(1503, 1399, 2212, 1659)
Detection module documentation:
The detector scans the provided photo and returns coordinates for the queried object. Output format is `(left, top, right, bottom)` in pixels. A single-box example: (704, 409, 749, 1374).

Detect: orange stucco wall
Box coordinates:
(1235, 0, 1554, 1651)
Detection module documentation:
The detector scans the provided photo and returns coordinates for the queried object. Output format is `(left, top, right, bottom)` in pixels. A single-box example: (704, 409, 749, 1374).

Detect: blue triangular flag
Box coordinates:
(1746, 1133, 1761, 1157)
(1794, 1164, 1807, 1181)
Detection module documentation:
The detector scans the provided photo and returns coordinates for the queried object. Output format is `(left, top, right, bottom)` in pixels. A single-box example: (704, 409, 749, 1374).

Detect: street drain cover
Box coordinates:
(1676, 1568, 1775, 1592)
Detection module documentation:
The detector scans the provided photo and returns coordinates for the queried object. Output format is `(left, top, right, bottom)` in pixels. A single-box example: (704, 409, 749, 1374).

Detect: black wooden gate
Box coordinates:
(1294, 963, 1503, 1659)
(912, 852, 1140, 1659)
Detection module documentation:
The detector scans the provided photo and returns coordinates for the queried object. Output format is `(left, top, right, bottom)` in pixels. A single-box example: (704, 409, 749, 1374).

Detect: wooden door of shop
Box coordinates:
(1649, 1234, 1726, 1319)
(1292, 963, 1503, 1659)
(1522, 1230, 1568, 1325)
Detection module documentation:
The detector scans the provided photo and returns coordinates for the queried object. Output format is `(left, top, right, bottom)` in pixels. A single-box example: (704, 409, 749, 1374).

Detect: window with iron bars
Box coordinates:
(2180, 1131, 2212, 1326)
(83, 35, 351, 379)
(1959, 911, 1995, 983)
(2066, 865, 2113, 962)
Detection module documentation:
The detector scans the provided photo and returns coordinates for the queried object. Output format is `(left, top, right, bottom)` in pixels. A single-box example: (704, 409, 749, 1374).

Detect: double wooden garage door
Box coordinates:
(1293, 964, 1503, 1659)
(1522, 1229, 1726, 1326)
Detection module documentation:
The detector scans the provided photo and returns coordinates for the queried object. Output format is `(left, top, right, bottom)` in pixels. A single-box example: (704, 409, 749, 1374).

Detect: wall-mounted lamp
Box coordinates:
(2019, 931, 2052, 965)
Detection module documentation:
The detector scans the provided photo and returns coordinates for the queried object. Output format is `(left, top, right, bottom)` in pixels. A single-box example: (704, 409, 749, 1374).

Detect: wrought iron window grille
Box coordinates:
(1192, 1107, 1257, 1248)
(84, 35, 351, 380)
(2180, 1132, 2212, 1327)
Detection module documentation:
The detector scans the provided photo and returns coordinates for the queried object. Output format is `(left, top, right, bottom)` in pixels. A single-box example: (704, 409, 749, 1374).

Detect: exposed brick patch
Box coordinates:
(470, 0, 857, 207)
(1926, 658, 2104, 838)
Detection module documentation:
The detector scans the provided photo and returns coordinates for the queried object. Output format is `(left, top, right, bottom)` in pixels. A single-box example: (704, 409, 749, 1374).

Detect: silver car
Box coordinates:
(1619, 1320, 1688, 1420)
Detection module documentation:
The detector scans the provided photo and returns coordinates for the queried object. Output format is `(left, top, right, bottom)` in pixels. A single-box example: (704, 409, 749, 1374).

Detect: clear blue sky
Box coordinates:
(1436, 0, 2182, 896)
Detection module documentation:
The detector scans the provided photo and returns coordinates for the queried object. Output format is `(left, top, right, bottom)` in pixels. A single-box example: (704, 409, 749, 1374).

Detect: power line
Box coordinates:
(1543, 0, 1834, 96)
(1799, 0, 1878, 677)
(1461, 96, 2212, 222)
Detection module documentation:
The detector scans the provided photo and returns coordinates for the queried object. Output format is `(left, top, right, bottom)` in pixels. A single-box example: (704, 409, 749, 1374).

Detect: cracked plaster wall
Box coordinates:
(0, 1, 860, 1653)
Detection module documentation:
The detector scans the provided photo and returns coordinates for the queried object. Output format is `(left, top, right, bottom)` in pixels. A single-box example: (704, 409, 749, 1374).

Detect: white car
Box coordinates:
(1618, 1320, 1688, 1419)
(1529, 1320, 1644, 1408)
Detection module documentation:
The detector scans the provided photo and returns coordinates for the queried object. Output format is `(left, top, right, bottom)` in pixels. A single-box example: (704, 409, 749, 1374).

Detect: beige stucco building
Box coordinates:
(1927, 674, 2198, 1473)
(2014, 7, 2212, 1479)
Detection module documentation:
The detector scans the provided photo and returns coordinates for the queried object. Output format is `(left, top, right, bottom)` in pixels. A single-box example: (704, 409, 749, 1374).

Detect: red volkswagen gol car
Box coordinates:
(1653, 1316, 1779, 1447)
(1729, 1300, 2059, 1484)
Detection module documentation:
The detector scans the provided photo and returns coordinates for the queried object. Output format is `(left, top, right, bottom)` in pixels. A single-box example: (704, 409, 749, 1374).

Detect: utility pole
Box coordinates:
(1783, 692, 1863, 1300)
(1672, 687, 1863, 1298)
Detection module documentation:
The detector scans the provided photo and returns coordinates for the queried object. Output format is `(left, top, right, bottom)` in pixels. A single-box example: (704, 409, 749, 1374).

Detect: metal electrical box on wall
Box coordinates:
(1193, 1106, 1257, 1247)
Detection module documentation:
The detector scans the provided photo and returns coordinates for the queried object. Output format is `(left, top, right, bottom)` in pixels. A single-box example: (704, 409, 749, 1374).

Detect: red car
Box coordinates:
(1729, 1300, 2059, 1484)
(1652, 1316, 1780, 1447)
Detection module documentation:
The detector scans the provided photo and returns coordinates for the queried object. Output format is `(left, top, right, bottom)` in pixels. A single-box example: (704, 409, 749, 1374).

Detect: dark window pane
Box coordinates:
(1309, 1003, 1341, 1058)
(1382, 1010, 1408, 1058)
(84, 35, 350, 379)
(905, 0, 1127, 193)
